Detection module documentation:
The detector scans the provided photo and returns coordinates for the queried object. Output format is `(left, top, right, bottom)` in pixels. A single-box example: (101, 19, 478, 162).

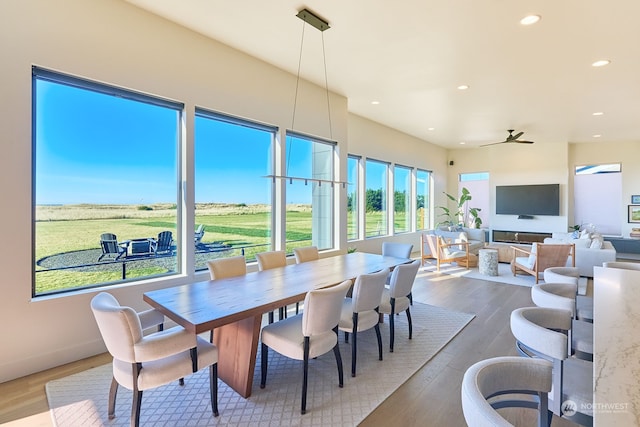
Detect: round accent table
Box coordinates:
(478, 248, 499, 276)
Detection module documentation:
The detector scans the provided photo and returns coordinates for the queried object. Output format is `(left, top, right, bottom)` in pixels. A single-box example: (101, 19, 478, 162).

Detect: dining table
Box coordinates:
(143, 251, 411, 398)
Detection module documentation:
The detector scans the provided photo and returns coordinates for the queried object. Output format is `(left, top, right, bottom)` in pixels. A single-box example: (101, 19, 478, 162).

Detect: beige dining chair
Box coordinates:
(90, 292, 220, 426)
(510, 306, 593, 425)
(207, 255, 247, 280)
(379, 260, 421, 352)
(461, 356, 552, 427)
(338, 268, 388, 377)
(381, 241, 415, 303)
(256, 250, 289, 321)
(260, 280, 352, 414)
(293, 246, 319, 263)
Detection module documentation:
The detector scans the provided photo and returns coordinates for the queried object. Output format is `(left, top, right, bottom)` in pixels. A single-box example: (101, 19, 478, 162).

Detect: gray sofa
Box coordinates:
(544, 232, 616, 277)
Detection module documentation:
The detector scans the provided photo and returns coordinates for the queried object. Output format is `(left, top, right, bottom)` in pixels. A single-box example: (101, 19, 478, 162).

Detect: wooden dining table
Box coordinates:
(143, 252, 410, 398)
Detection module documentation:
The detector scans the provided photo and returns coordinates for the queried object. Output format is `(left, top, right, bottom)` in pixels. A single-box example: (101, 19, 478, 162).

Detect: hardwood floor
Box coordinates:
(0, 271, 579, 426)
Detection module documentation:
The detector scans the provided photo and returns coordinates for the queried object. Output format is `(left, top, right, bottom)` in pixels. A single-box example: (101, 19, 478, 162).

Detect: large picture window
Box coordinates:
(33, 67, 181, 296)
(194, 109, 275, 268)
(416, 169, 431, 230)
(393, 165, 412, 233)
(365, 159, 389, 237)
(347, 155, 360, 241)
(284, 132, 335, 252)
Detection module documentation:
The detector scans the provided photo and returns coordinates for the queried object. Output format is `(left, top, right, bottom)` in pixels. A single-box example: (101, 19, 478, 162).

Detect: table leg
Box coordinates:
(213, 315, 262, 398)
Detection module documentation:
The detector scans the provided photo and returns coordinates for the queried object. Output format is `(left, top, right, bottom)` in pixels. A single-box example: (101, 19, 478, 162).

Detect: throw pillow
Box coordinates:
(571, 230, 579, 239)
(590, 236, 604, 249)
(438, 236, 451, 257)
(527, 243, 538, 268)
(579, 230, 591, 239)
(574, 239, 591, 249)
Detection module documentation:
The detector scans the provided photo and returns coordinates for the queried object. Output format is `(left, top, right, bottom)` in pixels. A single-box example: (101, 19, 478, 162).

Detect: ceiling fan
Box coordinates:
(481, 129, 534, 147)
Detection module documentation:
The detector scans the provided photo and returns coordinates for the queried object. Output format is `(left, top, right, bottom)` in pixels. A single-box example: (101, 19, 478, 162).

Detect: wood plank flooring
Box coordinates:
(0, 271, 580, 426)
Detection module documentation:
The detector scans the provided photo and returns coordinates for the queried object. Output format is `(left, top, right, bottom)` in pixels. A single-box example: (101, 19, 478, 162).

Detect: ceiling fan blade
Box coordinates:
(509, 131, 524, 141)
(480, 141, 508, 147)
(514, 140, 534, 144)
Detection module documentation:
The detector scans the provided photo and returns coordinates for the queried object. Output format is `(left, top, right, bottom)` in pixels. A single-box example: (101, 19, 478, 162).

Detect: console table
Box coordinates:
(604, 237, 640, 259)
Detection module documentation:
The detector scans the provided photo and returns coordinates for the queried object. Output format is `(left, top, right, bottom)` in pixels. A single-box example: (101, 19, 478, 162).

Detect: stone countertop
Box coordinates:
(593, 266, 640, 426)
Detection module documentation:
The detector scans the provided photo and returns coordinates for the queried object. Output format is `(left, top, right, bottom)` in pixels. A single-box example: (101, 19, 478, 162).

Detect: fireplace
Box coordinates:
(492, 230, 551, 244)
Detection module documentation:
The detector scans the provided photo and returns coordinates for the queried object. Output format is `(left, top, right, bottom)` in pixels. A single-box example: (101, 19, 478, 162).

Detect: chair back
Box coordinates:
(382, 242, 413, 259)
(207, 255, 247, 280)
(461, 356, 552, 427)
(156, 231, 173, 252)
(294, 246, 319, 263)
(423, 234, 438, 258)
(302, 280, 351, 337)
(531, 283, 578, 316)
(194, 224, 205, 244)
(603, 261, 640, 271)
(510, 306, 571, 361)
(388, 260, 421, 299)
(534, 243, 575, 271)
(90, 292, 142, 363)
(100, 233, 119, 254)
(256, 250, 287, 270)
(351, 268, 388, 313)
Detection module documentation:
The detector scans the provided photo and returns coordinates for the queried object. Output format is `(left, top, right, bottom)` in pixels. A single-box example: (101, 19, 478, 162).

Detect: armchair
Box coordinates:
(512, 243, 575, 284)
(422, 234, 470, 271)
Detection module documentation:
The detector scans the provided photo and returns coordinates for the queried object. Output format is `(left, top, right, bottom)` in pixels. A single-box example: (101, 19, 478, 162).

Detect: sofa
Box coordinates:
(422, 227, 486, 258)
(544, 231, 616, 277)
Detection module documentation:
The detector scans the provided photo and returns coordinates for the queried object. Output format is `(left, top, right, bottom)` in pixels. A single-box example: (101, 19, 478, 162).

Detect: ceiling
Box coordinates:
(124, 0, 640, 149)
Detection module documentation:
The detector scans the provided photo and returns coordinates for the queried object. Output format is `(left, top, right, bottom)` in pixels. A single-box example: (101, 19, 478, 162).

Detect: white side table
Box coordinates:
(479, 248, 499, 276)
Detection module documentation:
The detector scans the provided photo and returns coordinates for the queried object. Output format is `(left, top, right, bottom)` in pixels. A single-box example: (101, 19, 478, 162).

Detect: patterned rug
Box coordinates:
(46, 303, 473, 427)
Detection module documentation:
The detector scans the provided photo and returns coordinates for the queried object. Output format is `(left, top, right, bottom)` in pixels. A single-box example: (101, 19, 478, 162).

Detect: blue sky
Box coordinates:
(35, 80, 318, 205)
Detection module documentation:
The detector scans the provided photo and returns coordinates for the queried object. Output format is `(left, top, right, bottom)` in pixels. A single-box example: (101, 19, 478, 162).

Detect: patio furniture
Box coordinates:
(153, 230, 173, 255)
(98, 233, 129, 261)
(130, 238, 155, 255)
(195, 224, 205, 246)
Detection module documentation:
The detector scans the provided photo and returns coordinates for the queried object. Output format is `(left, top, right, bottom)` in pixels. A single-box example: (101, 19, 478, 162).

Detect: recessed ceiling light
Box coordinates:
(428, 127, 435, 131)
(459, 141, 466, 145)
(592, 59, 611, 67)
(520, 15, 541, 25)
(457, 85, 469, 90)
(592, 112, 604, 116)
(592, 134, 602, 138)
(371, 101, 380, 105)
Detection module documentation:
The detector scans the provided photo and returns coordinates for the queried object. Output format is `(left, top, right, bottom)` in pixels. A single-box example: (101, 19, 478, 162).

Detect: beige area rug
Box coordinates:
(421, 260, 589, 295)
(46, 303, 474, 426)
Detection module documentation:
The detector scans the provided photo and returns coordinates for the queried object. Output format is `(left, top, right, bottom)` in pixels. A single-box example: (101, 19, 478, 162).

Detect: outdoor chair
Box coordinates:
(153, 230, 173, 255)
(98, 233, 129, 261)
(512, 243, 575, 284)
(194, 224, 205, 246)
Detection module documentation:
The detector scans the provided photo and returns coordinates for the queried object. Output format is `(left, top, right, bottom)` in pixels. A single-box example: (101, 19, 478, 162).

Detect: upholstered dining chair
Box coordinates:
(461, 356, 553, 427)
(293, 246, 319, 263)
(256, 250, 289, 321)
(338, 268, 388, 377)
(381, 242, 413, 259)
(510, 306, 593, 425)
(90, 292, 219, 427)
(207, 255, 247, 280)
(379, 260, 421, 352)
(260, 280, 351, 415)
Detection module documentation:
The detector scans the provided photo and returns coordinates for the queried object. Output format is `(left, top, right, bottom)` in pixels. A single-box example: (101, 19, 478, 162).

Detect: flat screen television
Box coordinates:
(496, 184, 560, 216)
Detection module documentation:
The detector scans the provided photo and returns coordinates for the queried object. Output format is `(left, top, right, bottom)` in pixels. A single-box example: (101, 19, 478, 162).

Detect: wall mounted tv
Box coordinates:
(496, 184, 560, 216)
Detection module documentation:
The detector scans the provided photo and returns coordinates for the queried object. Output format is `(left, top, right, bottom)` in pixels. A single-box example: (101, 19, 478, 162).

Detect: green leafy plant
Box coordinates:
(436, 187, 482, 229)
(347, 246, 357, 253)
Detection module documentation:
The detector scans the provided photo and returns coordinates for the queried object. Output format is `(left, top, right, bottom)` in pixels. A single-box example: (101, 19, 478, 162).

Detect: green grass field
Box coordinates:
(34, 203, 410, 294)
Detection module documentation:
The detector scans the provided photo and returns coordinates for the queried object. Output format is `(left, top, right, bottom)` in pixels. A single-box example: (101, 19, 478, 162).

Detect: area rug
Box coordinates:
(420, 260, 538, 288)
(420, 261, 589, 295)
(46, 303, 473, 426)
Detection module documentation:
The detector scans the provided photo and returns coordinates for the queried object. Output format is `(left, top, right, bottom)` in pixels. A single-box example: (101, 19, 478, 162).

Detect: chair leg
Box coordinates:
(131, 363, 142, 427)
(108, 377, 118, 420)
(210, 364, 219, 417)
(301, 337, 310, 415)
(409, 292, 413, 306)
(406, 308, 413, 340)
(296, 302, 299, 314)
(344, 331, 349, 343)
(260, 343, 268, 388)
(268, 311, 274, 324)
(351, 313, 358, 377)
(374, 323, 383, 361)
(333, 327, 344, 388)
(389, 299, 396, 352)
